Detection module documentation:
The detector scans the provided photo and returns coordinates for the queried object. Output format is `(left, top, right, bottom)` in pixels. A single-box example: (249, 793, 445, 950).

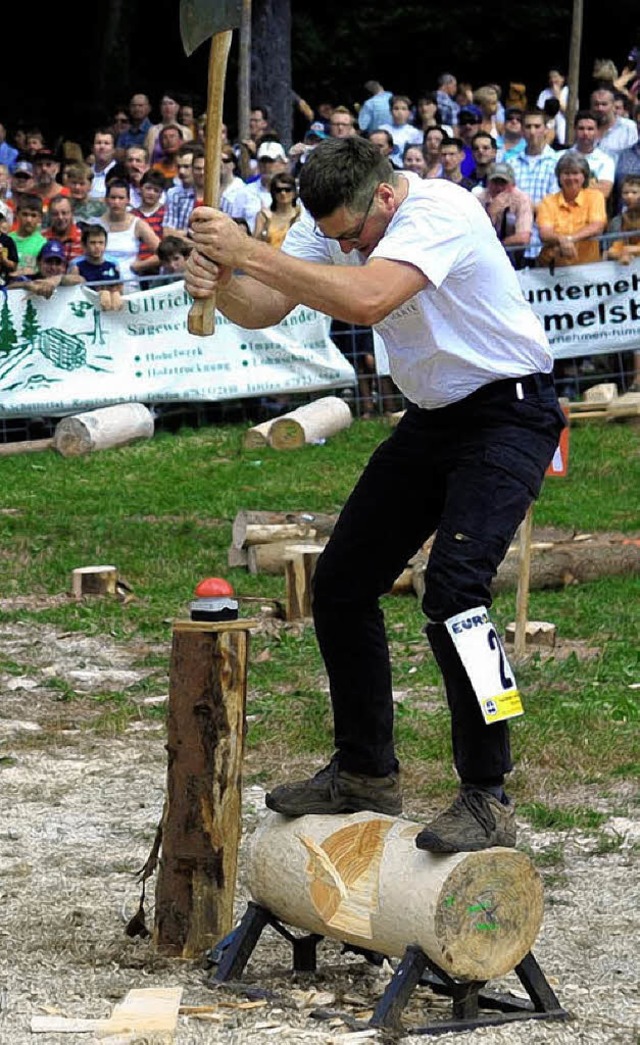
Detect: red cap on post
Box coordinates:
(194, 577, 235, 598)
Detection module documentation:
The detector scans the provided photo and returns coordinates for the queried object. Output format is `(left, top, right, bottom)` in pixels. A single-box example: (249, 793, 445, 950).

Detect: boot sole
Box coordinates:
(265, 793, 402, 817)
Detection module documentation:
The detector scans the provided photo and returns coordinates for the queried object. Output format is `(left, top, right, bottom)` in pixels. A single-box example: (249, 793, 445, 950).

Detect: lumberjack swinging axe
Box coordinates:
(180, 0, 242, 336)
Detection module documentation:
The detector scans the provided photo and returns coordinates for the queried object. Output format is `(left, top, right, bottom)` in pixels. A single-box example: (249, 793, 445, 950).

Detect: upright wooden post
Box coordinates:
(154, 618, 255, 957)
(513, 505, 534, 660)
(284, 544, 323, 621)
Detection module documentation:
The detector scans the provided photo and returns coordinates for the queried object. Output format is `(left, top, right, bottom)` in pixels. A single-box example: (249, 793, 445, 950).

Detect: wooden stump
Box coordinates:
(284, 544, 323, 620)
(53, 402, 154, 457)
(71, 565, 118, 598)
(248, 811, 544, 981)
(247, 538, 328, 576)
(232, 510, 336, 549)
(154, 619, 254, 957)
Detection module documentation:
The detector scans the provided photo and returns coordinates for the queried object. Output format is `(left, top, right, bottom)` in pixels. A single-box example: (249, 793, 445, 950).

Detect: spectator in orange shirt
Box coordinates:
(152, 124, 184, 183)
(44, 194, 83, 264)
(536, 152, 607, 267)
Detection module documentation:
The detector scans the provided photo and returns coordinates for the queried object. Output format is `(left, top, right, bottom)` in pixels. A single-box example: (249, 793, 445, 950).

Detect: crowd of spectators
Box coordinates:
(1, 57, 639, 397)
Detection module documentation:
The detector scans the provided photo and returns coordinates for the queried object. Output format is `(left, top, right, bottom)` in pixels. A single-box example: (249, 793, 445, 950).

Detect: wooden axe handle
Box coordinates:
(188, 29, 233, 337)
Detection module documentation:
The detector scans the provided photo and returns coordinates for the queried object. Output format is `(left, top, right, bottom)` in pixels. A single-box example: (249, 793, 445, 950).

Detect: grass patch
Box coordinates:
(0, 420, 638, 805)
(518, 802, 608, 832)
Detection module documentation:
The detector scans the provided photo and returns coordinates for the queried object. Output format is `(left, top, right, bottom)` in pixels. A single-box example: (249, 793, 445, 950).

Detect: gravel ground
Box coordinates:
(0, 622, 638, 1045)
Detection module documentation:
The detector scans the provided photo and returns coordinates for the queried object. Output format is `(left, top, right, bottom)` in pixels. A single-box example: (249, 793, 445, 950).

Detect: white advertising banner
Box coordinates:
(0, 283, 356, 418)
(518, 258, 640, 360)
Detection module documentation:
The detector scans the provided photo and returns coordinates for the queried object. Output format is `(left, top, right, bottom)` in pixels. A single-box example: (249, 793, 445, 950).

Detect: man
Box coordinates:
(368, 129, 395, 160)
(456, 107, 483, 176)
(123, 146, 151, 208)
(614, 138, 640, 209)
(238, 106, 272, 176)
(89, 128, 124, 199)
(116, 93, 153, 157)
(436, 73, 460, 128)
(44, 194, 83, 264)
(162, 143, 203, 237)
(329, 107, 358, 139)
(245, 141, 288, 210)
(219, 145, 261, 231)
(476, 162, 533, 268)
(8, 238, 83, 297)
(439, 138, 474, 189)
(32, 148, 68, 219)
(6, 160, 36, 225)
(511, 110, 558, 263)
(184, 137, 564, 853)
(358, 80, 394, 134)
(591, 86, 638, 162)
(151, 124, 184, 182)
(0, 122, 18, 171)
(568, 111, 615, 201)
(497, 108, 527, 163)
(468, 132, 497, 192)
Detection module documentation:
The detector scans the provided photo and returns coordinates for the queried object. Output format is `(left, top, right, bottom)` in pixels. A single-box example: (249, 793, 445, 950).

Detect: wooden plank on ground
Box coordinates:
(30, 987, 183, 1040)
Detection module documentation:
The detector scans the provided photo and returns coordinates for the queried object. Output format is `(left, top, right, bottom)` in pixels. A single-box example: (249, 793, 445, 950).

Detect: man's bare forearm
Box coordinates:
(216, 271, 297, 329)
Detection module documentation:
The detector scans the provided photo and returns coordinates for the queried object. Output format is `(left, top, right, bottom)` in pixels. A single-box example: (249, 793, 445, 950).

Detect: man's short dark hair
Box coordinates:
(141, 169, 168, 190)
(574, 109, 598, 126)
(299, 137, 396, 219)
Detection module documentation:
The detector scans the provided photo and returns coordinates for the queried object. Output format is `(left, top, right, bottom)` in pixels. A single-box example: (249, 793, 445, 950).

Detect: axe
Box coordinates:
(180, 0, 242, 336)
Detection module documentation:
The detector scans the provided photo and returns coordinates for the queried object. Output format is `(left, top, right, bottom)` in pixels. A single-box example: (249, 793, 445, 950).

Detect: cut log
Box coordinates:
(583, 382, 618, 404)
(0, 437, 54, 457)
(413, 536, 640, 599)
(243, 419, 273, 449)
(505, 621, 557, 648)
(232, 509, 337, 550)
(53, 403, 154, 457)
(247, 538, 328, 576)
(248, 811, 543, 981)
(154, 620, 253, 957)
(71, 565, 118, 598)
(284, 544, 323, 620)
(268, 397, 352, 450)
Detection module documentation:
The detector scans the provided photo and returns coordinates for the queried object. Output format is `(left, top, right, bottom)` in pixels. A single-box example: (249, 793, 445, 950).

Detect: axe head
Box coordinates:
(180, 0, 242, 56)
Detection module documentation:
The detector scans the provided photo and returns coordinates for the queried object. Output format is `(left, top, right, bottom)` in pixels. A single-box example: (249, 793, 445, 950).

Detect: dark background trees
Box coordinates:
(1, 1, 637, 149)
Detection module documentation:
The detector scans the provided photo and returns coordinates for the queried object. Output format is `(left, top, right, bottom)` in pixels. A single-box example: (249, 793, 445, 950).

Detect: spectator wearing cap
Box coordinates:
(245, 141, 289, 210)
(0, 123, 19, 172)
(44, 194, 83, 264)
(288, 122, 328, 178)
(497, 109, 527, 163)
(7, 161, 36, 228)
(357, 81, 394, 134)
(476, 162, 533, 269)
(8, 238, 83, 297)
(457, 106, 483, 177)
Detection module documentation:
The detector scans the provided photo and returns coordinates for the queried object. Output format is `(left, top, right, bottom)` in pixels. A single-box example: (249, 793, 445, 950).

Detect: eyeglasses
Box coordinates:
(314, 185, 377, 243)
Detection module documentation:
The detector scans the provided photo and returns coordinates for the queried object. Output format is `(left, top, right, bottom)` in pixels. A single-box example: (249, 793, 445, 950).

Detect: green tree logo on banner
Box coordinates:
(0, 295, 18, 356)
(22, 298, 40, 344)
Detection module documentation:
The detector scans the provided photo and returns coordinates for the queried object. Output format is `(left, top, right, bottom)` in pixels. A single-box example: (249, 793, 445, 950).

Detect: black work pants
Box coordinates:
(311, 373, 565, 785)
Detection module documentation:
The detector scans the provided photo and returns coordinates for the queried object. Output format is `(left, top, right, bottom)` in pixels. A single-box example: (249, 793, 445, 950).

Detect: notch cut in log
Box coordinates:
(53, 402, 154, 457)
(71, 565, 118, 598)
(248, 811, 543, 982)
(154, 620, 253, 957)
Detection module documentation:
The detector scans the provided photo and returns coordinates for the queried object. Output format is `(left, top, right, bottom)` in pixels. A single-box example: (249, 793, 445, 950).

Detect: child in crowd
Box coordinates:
(8, 194, 47, 275)
(155, 235, 192, 285)
(63, 162, 107, 222)
(69, 220, 123, 310)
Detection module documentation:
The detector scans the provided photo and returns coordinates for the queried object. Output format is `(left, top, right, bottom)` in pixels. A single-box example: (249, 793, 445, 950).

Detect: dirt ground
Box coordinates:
(0, 618, 638, 1045)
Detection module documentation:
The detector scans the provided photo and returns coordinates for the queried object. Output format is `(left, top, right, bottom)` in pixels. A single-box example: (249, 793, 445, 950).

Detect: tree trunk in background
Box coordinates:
(252, 0, 292, 148)
(97, 0, 132, 106)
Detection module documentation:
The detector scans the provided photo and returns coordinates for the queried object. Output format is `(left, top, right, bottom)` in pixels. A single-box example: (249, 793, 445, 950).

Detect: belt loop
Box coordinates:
(516, 381, 524, 400)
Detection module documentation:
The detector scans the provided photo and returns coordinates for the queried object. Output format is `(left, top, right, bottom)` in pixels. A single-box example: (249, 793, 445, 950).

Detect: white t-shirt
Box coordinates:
(282, 176, 551, 409)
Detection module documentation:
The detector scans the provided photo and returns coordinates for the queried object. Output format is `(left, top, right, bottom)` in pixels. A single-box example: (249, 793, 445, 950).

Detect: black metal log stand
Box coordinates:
(207, 900, 569, 1037)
